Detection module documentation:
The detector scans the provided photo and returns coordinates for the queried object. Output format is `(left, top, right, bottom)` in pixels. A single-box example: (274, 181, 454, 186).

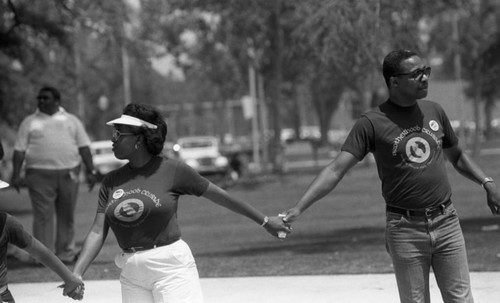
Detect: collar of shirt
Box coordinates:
(35, 106, 66, 116)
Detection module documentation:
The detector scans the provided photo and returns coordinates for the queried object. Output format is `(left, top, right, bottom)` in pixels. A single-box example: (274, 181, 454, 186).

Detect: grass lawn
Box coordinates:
(1, 146, 500, 283)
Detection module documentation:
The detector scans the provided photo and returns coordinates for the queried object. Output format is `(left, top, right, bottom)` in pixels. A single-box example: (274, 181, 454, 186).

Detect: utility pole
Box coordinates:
(73, 21, 85, 120)
(121, 44, 131, 106)
(258, 73, 269, 170)
(248, 62, 261, 172)
(452, 11, 466, 149)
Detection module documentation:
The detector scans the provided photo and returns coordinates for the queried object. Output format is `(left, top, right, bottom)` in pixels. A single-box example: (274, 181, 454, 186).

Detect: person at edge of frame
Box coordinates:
(10, 86, 98, 265)
(281, 49, 500, 303)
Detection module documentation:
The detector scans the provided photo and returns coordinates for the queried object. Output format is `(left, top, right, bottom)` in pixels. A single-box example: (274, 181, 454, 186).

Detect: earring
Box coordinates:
(134, 143, 139, 150)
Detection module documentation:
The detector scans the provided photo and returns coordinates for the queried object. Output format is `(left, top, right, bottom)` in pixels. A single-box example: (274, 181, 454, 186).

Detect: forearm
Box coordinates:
(73, 229, 106, 277)
(202, 183, 267, 225)
(452, 152, 490, 185)
(11, 150, 25, 177)
(78, 146, 95, 173)
(24, 239, 76, 283)
(292, 151, 358, 215)
(295, 164, 342, 212)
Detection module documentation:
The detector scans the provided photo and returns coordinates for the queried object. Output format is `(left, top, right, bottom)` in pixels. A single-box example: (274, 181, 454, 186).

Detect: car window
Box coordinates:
(94, 148, 113, 155)
(181, 141, 214, 148)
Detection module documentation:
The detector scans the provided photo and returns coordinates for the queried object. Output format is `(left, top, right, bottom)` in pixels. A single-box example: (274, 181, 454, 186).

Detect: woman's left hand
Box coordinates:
(264, 216, 292, 239)
(60, 274, 85, 300)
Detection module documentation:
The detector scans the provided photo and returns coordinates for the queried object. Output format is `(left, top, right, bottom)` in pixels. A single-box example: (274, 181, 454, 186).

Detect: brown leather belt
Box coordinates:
(386, 200, 452, 218)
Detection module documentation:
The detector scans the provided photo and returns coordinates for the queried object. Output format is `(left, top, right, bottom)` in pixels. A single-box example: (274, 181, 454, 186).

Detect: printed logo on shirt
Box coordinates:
(107, 187, 163, 227)
(113, 189, 125, 199)
(392, 126, 442, 169)
(405, 137, 431, 164)
(113, 198, 145, 222)
(429, 120, 439, 131)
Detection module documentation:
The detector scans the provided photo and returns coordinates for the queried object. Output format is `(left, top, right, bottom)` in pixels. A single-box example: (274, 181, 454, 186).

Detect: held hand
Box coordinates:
(485, 183, 500, 215)
(9, 175, 22, 193)
(264, 216, 292, 239)
(86, 171, 98, 192)
(282, 207, 301, 223)
(60, 274, 85, 300)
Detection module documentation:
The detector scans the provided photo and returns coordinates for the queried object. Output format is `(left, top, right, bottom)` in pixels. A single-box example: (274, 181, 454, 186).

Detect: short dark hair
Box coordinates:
(122, 103, 167, 155)
(382, 50, 418, 87)
(39, 86, 61, 100)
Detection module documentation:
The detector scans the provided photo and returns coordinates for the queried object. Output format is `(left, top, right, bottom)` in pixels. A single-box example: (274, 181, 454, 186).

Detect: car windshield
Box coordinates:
(94, 147, 113, 155)
(181, 141, 214, 148)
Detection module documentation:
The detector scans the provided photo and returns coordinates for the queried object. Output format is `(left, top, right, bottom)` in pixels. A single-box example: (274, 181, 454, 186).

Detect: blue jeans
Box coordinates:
(385, 204, 474, 303)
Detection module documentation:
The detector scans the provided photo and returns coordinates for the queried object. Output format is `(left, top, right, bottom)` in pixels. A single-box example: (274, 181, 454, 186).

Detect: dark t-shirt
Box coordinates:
(0, 212, 33, 286)
(341, 99, 458, 209)
(97, 156, 210, 250)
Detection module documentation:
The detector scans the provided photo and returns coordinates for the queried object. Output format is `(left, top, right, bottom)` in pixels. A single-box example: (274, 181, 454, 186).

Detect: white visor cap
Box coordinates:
(0, 180, 9, 189)
(106, 114, 158, 129)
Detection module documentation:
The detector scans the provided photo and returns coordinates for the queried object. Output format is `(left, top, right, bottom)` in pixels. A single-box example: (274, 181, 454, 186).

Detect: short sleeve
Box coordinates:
(72, 116, 91, 147)
(97, 183, 111, 213)
(5, 214, 32, 249)
(437, 106, 458, 148)
(14, 117, 31, 151)
(172, 161, 210, 196)
(341, 116, 374, 161)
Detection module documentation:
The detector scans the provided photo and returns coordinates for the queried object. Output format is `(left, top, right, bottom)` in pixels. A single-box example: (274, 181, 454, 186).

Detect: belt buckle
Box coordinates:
(424, 208, 433, 217)
(124, 247, 140, 253)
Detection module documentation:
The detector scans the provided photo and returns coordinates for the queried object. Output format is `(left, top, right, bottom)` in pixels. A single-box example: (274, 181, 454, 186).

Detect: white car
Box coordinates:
(173, 136, 229, 176)
(90, 141, 128, 178)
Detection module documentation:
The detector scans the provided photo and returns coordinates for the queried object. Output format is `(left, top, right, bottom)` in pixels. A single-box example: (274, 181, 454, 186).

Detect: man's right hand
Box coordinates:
(10, 175, 22, 193)
(282, 207, 302, 223)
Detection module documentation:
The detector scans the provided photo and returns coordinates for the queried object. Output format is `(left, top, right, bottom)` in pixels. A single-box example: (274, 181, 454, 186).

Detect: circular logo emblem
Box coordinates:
(405, 137, 431, 164)
(429, 120, 439, 131)
(113, 199, 144, 222)
(113, 189, 124, 199)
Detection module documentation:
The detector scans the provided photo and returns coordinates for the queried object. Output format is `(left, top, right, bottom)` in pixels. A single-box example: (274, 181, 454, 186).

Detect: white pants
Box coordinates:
(115, 239, 204, 303)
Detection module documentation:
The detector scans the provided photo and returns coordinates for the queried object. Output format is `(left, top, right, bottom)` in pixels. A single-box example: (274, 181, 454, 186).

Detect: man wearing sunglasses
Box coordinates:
(282, 50, 500, 302)
(10, 86, 97, 265)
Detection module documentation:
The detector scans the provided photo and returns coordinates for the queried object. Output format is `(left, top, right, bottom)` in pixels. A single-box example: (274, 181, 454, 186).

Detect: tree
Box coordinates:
(425, 0, 500, 148)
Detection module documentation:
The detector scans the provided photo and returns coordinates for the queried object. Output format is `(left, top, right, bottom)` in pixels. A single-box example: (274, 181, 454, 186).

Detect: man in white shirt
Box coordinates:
(11, 86, 97, 264)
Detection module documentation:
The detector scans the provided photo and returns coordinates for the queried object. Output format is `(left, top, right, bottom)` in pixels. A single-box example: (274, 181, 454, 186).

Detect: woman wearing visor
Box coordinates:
(72, 103, 290, 303)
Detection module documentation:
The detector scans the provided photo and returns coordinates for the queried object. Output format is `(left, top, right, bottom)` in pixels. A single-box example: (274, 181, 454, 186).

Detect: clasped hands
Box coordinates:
(264, 207, 301, 239)
(60, 275, 85, 301)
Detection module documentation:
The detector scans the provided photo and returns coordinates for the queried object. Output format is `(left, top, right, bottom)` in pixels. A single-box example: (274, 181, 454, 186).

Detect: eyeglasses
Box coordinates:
(393, 66, 431, 81)
(37, 96, 51, 101)
(112, 129, 137, 141)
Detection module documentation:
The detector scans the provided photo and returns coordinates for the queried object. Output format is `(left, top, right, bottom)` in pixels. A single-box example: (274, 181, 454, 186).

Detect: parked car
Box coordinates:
(90, 140, 128, 179)
(173, 136, 229, 174)
(173, 136, 236, 187)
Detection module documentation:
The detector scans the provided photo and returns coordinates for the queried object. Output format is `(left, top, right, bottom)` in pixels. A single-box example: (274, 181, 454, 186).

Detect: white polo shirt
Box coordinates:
(14, 107, 91, 170)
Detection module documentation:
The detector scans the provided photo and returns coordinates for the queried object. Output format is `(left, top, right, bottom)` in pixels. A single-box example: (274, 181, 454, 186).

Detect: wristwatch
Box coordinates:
(481, 177, 494, 188)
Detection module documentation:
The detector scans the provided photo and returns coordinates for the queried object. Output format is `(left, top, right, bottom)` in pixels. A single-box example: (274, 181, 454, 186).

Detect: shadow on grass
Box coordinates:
(197, 227, 384, 258)
(6, 215, 500, 282)
(196, 216, 500, 258)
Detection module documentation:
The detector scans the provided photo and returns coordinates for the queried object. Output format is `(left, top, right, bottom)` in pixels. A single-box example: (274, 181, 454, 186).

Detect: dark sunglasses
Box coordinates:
(112, 129, 137, 141)
(393, 66, 431, 81)
(37, 96, 51, 101)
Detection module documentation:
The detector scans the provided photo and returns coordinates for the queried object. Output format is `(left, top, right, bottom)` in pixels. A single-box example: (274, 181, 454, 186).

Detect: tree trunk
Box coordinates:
(268, 0, 284, 173)
(484, 97, 495, 140)
(471, 71, 483, 157)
